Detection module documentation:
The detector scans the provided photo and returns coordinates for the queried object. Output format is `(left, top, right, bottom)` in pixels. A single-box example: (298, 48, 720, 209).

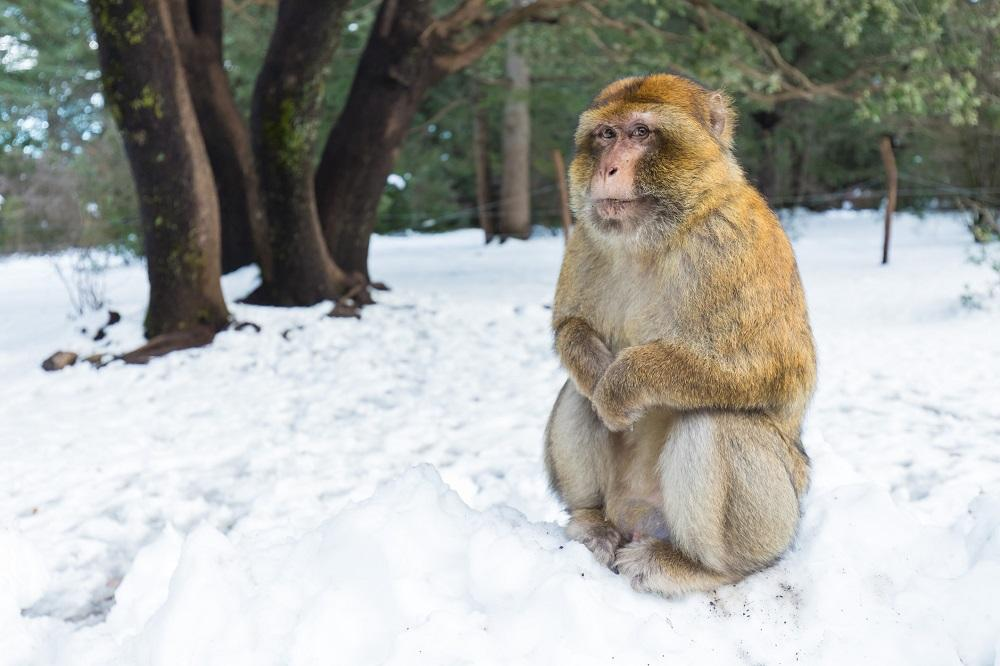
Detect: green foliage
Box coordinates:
(961, 244, 1000, 309)
(2, 0, 998, 252)
(0, 0, 101, 153)
(0, 127, 139, 254)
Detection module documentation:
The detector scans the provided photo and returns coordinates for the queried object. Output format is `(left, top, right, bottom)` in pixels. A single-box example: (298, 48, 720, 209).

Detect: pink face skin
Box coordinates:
(588, 113, 656, 224)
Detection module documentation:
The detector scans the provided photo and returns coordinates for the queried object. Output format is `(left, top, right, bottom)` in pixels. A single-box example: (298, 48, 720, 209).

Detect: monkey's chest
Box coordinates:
(591, 280, 682, 353)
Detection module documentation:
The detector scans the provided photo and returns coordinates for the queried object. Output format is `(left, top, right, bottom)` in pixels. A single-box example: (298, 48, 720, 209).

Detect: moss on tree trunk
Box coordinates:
(245, 0, 352, 306)
(90, 0, 229, 338)
(169, 0, 271, 278)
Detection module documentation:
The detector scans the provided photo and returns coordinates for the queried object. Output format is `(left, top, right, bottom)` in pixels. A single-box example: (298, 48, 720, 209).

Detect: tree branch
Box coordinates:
(580, 1, 685, 42)
(407, 98, 463, 136)
(433, 0, 580, 74)
(427, 0, 488, 42)
(683, 0, 876, 103)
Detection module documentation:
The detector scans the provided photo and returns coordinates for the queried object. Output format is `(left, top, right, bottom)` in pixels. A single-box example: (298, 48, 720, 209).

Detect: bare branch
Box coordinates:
(687, 0, 815, 90)
(580, 1, 629, 32)
(407, 98, 464, 136)
(580, 1, 686, 42)
(583, 26, 626, 64)
(423, 0, 489, 45)
(683, 0, 874, 103)
(433, 0, 580, 74)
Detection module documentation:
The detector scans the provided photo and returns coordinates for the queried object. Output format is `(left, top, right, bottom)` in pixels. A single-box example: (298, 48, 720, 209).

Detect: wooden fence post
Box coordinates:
(552, 149, 572, 242)
(879, 134, 897, 265)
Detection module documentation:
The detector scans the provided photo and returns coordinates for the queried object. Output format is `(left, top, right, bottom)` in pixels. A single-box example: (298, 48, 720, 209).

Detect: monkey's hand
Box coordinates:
(592, 357, 645, 432)
(555, 317, 613, 399)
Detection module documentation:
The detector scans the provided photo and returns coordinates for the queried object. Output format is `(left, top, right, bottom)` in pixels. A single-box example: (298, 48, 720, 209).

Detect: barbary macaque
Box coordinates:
(545, 74, 816, 595)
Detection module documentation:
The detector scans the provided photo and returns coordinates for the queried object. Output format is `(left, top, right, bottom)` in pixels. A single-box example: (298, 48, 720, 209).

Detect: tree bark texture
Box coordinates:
(315, 1, 440, 281)
(169, 0, 271, 278)
(316, 0, 577, 280)
(247, 0, 352, 305)
(90, 0, 229, 337)
(498, 24, 532, 239)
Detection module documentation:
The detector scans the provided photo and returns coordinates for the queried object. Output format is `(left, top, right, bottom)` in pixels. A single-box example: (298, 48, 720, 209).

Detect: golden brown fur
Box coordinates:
(545, 74, 815, 596)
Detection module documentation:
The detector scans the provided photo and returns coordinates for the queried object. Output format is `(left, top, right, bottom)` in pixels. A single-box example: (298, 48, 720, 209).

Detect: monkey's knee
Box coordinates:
(659, 412, 802, 578)
(723, 440, 801, 574)
(544, 380, 613, 509)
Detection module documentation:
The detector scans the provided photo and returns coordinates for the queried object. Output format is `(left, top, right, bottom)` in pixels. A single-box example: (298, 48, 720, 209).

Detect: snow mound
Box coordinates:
(10, 437, 994, 666)
(0, 530, 51, 665)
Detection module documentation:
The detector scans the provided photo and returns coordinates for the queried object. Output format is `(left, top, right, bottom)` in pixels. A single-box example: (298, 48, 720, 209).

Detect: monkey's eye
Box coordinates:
(632, 125, 650, 139)
(599, 127, 617, 140)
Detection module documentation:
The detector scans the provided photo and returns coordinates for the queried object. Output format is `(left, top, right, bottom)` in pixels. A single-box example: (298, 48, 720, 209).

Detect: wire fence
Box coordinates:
(2, 172, 998, 255)
(384, 174, 1000, 229)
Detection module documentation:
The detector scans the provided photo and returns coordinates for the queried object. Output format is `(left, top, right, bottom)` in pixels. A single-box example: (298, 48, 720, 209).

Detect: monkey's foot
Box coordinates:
(614, 538, 738, 597)
(614, 539, 672, 594)
(566, 511, 624, 569)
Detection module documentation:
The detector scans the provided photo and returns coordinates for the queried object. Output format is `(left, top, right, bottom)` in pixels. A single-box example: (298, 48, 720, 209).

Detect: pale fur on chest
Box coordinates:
(584, 239, 692, 354)
(578, 237, 709, 540)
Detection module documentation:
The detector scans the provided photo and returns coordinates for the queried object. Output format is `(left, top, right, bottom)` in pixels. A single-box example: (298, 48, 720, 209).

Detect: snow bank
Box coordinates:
(0, 530, 52, 665)
(2, 212, 999, 665)
(4, 440, 995, 666)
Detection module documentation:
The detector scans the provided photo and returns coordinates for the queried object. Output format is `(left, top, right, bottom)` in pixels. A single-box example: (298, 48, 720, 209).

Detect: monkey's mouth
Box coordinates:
(593, 197, 649, 220)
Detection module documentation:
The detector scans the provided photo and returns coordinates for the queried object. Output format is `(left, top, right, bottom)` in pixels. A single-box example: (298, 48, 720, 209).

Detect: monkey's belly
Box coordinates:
(605, 408, 675, 541)
(606, 498, 670, 541)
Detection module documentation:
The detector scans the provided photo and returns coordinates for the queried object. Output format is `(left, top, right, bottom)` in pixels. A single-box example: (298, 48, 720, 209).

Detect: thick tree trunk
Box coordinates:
(90, 0, 229, 338)
(315, 0, 577, 279)
(315, 1, 438, 281)
(246, 0, 352, 306)
(498, 25, 532, 240)
(169, 0, 271, 278)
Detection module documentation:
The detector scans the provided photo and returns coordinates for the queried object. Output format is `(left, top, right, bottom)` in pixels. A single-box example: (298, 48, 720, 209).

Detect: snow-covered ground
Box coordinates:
(1, 210, 999, 665)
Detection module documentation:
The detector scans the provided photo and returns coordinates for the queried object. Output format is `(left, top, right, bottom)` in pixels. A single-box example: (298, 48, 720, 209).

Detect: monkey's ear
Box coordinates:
(708, 91, 733, 146)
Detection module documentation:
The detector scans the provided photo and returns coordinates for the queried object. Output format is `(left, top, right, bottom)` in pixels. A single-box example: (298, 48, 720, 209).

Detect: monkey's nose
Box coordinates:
(607, 166, 619, 177)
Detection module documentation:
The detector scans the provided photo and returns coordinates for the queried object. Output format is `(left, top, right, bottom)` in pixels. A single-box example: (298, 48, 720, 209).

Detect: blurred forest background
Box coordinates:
(1, 0, 999, 350)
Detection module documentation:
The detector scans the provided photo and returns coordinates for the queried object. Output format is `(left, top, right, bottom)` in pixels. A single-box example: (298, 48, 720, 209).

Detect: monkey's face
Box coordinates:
(569, 74, 734, 244)
(584, 113, 659, 228)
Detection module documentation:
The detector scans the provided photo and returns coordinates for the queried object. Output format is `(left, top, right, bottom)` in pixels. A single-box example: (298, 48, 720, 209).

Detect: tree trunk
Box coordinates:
(498, 24, 532, 239)
(168, 0, 271, 278)
(315, 0, 577, 279)
(315, 1, 438, 281)
(90, 0, 229, 337)
(246, 0, 352, 306)
(472, 86, 495, 242)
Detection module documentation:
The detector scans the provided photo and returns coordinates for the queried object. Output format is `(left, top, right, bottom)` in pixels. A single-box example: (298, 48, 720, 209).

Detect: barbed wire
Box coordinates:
(389, 174, 1000, 224)
(3, 174, 997, 255)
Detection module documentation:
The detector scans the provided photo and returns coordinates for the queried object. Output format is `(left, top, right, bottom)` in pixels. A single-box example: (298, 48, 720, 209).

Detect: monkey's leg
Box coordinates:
(545, 379, 622, 567)
(565, 508, 622, 568)
(614, 538, 739, 594)
(616, 412, 805, 596)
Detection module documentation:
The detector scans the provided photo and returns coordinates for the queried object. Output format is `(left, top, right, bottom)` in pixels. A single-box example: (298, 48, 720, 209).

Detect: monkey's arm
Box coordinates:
(554, 316, 614, 399)
(592, 340, 808, 431)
